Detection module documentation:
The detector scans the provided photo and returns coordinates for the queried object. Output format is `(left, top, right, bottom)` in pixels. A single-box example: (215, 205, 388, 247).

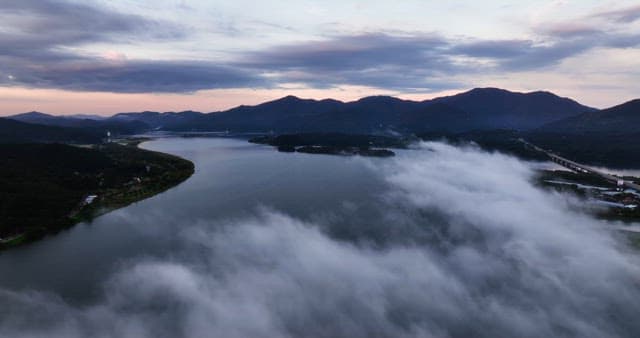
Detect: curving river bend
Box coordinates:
(0, 137, 389, 303)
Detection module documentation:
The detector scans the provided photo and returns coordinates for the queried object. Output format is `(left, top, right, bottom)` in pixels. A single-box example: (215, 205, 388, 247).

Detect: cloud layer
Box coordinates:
(1, 142, 639, 337)
(0, 0, 262, 93)
(1, 1, 639, 94)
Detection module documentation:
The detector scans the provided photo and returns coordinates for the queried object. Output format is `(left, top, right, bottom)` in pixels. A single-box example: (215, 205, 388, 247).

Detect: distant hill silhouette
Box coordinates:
(429, 88, 597, 130)
(0, 118, 100, 143)
(9, 111, 148, 135)
(524, 99, 640, 168)
(539, 99, 640, 134)
(111, 110, 204, 130)
(169, 96, 344, 132)
(110, 88, 594, 134)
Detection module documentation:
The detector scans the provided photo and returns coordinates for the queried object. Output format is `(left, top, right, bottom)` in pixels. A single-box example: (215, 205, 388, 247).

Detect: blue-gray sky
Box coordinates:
(1, 0, 639, 114)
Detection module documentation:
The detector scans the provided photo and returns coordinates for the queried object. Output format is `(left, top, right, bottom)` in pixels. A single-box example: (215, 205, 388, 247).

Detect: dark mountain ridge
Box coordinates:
(10, 111, 149, 135)
(4, 88, 598, 135)
(539, 99, 640, 134)
(429, 88, 597, 130)
(0, 117, 100, 144)
(111, 110, 205, 130)
(166, 88, 595, 134)
(173, 96, 345, 132)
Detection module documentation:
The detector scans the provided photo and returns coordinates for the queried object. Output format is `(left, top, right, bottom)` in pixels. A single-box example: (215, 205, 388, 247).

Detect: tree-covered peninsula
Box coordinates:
(0, 142, 194, 250)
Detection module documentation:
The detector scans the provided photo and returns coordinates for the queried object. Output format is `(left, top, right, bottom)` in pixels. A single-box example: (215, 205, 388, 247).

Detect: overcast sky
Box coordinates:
(1, 0, 639, 114)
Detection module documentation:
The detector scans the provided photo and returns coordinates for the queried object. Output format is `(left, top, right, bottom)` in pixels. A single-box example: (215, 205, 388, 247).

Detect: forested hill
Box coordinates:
(0, 117, 101, 144)
(9, 111, 149, 135)
(539, 99, 640, 134)
(0, 143, 194, 249)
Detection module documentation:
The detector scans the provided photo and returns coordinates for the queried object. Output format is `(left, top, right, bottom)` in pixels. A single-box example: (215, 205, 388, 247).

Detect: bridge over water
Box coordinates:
(520, 139, 640, 192)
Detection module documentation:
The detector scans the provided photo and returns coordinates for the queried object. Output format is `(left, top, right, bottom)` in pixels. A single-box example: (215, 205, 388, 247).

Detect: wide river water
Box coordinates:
(0, 137, 390, 302)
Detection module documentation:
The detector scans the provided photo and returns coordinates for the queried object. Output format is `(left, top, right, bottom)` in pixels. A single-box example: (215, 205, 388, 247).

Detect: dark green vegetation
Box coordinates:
(250, 133, 408, 148)
(0, 117, 100, 144)
(249, 133, 403, 157)
(526, 132, 640, 168)
(0, 143, 194, 250)
(538, 170, 613, 188)
(10, 111, 148, 135)
(540, 99, 640, 134)
(530, 99, 640, 168)
(295, 146, 394, 157)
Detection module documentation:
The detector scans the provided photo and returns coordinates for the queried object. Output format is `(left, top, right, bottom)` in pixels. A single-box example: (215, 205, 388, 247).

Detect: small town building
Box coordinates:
(84, 195, 98, 205)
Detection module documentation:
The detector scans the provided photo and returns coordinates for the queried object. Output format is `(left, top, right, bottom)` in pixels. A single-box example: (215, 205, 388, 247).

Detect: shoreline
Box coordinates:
(0, 140, 194, 251)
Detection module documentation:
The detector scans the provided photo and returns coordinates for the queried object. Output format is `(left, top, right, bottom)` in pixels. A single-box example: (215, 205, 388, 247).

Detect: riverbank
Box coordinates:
(537, 170, 640, 223)
(0, 141, 194, 251)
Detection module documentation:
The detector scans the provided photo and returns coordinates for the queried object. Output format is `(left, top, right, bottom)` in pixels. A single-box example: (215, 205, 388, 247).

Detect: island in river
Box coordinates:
(0, 142, 194, 250)
(249, 133, 405, 157)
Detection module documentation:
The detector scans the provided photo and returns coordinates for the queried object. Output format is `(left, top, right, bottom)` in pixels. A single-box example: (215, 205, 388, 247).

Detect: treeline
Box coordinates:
(0, 143, 194, 248)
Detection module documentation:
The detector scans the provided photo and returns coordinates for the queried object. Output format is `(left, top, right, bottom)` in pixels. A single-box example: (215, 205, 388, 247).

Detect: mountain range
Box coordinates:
(3, 87, 639, 167)
(6, 88, 609, 135)
(114, 88, 598, 133)
(9, 111, 149, 135)
(3, 87, 639, 144)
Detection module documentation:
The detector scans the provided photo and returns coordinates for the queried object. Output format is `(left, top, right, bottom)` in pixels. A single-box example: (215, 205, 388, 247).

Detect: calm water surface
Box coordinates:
(0, 137, 390, 303)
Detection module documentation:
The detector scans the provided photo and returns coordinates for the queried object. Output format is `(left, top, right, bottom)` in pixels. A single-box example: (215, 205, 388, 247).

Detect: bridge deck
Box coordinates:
(522, 139, 639, 192)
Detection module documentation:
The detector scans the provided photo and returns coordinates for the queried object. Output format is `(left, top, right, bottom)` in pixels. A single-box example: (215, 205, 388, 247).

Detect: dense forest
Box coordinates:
(0, 143, 194, 249)
(0, 117, 100, 144)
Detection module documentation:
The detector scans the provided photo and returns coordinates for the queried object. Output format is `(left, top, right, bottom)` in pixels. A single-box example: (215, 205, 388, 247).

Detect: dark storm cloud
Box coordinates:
(1, 142, 640, 338)
(451, 39, 535, 59)
(240, 27, 640, 88)
(0, 55, 268, 93)
(452, 31, 640, 70)
(2, 58, 266, 93)
(238, 33, 463, 91)
(0, 0, 265, 92)
(243, 34, 450, 71)
(450, 39, 588, 70)
(239, 34, 571, 88)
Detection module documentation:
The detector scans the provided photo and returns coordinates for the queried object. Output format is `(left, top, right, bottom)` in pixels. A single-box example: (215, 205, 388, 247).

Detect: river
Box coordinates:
(0, 137, 389, 303)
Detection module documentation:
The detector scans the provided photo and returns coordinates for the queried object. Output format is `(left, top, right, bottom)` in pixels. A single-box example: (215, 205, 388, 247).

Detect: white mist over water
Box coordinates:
(1, 142, 639, 338)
